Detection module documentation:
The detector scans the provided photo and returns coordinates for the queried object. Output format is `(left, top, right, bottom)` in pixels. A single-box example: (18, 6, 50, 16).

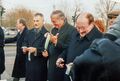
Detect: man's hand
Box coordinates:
(22, 46, 28, 54)
(50, 33, 59, 45)
(42, 50, 48, 58)
(56, 58, 64, 68)
(27, 47, 37, 54)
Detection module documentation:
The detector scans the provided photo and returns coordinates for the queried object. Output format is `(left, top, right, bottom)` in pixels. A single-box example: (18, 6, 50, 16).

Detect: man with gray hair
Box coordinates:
(47, 10, 75, 81)
(22, 13, 48, 81)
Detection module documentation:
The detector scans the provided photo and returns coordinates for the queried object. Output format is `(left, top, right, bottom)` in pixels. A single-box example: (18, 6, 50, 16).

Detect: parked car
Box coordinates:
(1, 27, 18, 38)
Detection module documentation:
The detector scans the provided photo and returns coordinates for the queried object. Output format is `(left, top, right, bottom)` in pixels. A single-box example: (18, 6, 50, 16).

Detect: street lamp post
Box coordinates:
(0, 6, 5, 26)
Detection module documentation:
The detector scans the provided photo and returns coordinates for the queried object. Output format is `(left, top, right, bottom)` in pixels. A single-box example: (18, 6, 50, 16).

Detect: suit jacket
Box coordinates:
(48, 22, 75, 81)
(5, 27, 28, 78)
(0, 27, 5, 74)
(23, 26, 48, 81)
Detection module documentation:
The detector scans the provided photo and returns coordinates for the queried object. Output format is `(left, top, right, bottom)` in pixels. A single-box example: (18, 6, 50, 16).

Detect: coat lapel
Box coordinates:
(31, 26, 46, 45)
(17, 27, 27, 40)
(58, 22, 68, 38)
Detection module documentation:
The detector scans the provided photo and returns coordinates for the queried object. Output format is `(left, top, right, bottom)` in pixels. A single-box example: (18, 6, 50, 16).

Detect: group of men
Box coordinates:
(0, 9, 120, 81)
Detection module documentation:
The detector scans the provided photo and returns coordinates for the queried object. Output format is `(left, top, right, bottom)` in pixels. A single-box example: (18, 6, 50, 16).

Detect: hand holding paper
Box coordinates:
(50, 33, 59, 45)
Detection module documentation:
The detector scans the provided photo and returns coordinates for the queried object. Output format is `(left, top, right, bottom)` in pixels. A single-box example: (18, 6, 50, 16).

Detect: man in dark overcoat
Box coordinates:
(5, 18, 28, 81)
(72, 15, 120, 81)
(56, 12, 103, 81)
(22, 13, 48, 81)
(46, 10, 75, 81)
(0, 26, 5, 79)
(73, 38, 120, 81)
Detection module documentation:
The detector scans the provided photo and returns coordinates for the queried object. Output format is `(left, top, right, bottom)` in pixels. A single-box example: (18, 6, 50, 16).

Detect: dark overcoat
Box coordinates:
(73, 38, 120, 81)
(48, 22, 75, 81)
(23, 26, 48, 81)
(61, 27, 103, 64)
(5, 27, 28, 78)
(60, 27, 103, 81)
(0, 27, 5, 74)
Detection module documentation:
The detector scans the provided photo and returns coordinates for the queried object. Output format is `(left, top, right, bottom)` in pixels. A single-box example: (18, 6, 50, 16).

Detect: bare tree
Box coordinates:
(3, 7, 34, 29)
(72, 0, 81, 26)
(95, 0, 117, 28)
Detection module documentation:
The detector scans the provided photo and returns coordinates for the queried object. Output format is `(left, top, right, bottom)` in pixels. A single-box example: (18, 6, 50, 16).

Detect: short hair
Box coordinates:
(34, 13, 44, 17)
(50, 10, 65, 19)
(86, 13, 94, 24)
(18, 18, 27, 27)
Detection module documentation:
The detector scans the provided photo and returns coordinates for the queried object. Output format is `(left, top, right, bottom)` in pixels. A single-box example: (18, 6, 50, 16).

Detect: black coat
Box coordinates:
(23, 27, 48, 81)
(0, 27, 5, 74)
(60, 27, 103, 64)
(5, 27, 28, 78)
(73, 38, 120, 81)
(48, 22, 75, 81)
(60, 27, 103, 81)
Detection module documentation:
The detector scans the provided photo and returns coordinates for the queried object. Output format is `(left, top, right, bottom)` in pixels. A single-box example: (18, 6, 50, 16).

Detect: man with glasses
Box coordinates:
(56, 12, 102, 81)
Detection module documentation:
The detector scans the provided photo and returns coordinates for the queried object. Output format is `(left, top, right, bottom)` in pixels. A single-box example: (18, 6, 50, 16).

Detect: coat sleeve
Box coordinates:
(36, 34, 47, 58)
(58, 48, 67, 62)
(0, 28, 4, 47)
(5, 35, 17, 43)
(55, 28, 75, 50)
(0, 27, 5, 74)
(22, 31, 29, 47)
(58, 29, 76, 62)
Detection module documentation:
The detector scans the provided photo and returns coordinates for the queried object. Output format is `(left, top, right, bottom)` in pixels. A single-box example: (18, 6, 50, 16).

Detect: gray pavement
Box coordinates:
(1, 44, 25, 81)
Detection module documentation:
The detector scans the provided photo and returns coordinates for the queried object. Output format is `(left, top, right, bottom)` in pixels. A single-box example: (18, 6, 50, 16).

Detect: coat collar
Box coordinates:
(31, 26, 47, 45)
(57, 21, 69, 36)
(85, 26, 100, 41)
(77, 26, 100, 42)
(17, 27, 28, 40)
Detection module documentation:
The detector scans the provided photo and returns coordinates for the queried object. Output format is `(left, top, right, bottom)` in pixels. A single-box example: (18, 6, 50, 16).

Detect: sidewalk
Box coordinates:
(1, 45, 25, 81)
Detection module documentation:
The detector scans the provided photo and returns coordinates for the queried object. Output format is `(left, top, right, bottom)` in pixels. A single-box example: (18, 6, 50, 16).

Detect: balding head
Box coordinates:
(77, 12, 94, 25)
(76, 12, 95, 37)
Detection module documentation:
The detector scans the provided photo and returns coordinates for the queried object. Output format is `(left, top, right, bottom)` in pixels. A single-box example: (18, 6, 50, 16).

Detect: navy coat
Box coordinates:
(48, 22, 75, 81)
(23, 26, 48, 81)
(5, 27, 28, 78)
(0, 27, 5, 74)
(73, 38, 120, 81)
(60, 27, 103, 64)
(60, 27, 103, 81)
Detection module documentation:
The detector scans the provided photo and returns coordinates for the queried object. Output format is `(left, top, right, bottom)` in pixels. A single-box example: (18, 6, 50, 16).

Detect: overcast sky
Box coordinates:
(2, 0, 120, 22)
(2, 0, 100, 22)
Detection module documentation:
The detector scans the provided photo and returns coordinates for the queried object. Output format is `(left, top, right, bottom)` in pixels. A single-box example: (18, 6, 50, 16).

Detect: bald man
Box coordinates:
(73, 15, 120, 81)
(56, 12, 102, 81)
